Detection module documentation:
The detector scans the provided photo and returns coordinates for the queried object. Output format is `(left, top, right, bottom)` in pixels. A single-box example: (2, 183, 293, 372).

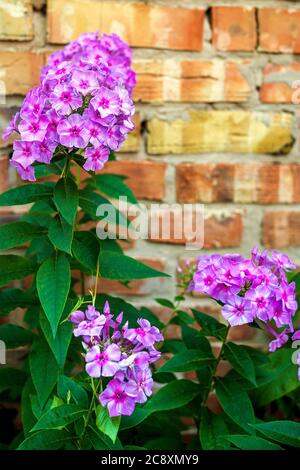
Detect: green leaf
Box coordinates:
(0, 183, 53, 206)
(40, 315, 72, 369)
(181, 324, 213, 355)
(252, 349, 299, 406)
(215, 377, 255, 434)
(200, 409, 230, 450)
(0, 255, 36, 286)
(99, 252, 169, 280)
(72, 231, 100, 273)
(37, 253, 70, 337)
(79, 188, 128, 226)
(0, 288, 38, 316)
(158, 349, 215, 373)
(0, 367, 27, 393)
(192, 309, 228, 340)
(48, 216, 73, 254)
(226, 434, 283, 450)
(26, 235, 54, 263)
(89, 425, 123, 450)
(17, 429, 69, 450)
(0, 222, 45, 250)
(121, 380, 201, 430)
(0, 324, 34, 348)
(96, 405, 121, 444)
(224, 342, 256, 385)
(21, 379, 37, 437)
(92, 173, 138, 204)
(31, 404, 86, 432)
(54, 177, 78, 225)
(30, 336, 59, 407)
(57, 376, 88, 408)
(252, 421, 300, 448)
(155, 298, 175, 309)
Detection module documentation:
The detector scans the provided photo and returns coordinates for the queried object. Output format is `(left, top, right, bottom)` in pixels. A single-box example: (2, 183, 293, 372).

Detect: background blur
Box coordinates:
(0, 1, 300, 345)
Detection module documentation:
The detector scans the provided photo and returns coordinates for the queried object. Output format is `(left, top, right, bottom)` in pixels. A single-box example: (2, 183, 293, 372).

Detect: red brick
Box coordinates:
(176, 163, 300, 204)
(149, 209, 243, 249)
(134, 59, 251, 103)
(212, 6, 257, 51)
(101, 160, 166, 201)
(0, 52, 45, 96)
(263, 211, 300, 248)
(259, 8, 300, 53)
(0, 156, 9, 194)
(47, 0, 204, 51)
(260, 63, 300, 103)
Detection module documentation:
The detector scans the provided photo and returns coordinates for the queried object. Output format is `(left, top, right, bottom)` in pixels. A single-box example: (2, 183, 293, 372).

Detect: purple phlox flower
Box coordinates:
(193, 266, 218, 296)
(126, 368, 153, 404)
(272, 250, 297, 271)
(124, 318, 163, 347)
(18, 115, 49, 142)
(268, 331, 289, 352)
(251, 247, 274, 269)
(69, 310, 85, 325)
(115, 86, 134, 115)
(20, 87, 45, 118)
(270, 300, 293, 329)
(57, 114, 89, 148)
(45, 109, 60, 140)
(85, 344, 121, 377)
(119, 351, 150, 370)
(292, 330, 300, 341)
(3, 112, 20, 140)
(51, 85, 82, 115)
(275, 281, 298, 315)
(70, 69, 99, 95)
(35, 139, 57, 164)
(84, 121, 106, 147)
(245, 285, 272, 321)
(11, 140, 38, 168)
(222, 295, 255, 326)
(99, 378, 136, 417)
(83, 145, 110, 171)
(73, 314, 106, 338)
(85, 304, 101, 320)
(11, 161, 36, 182)
(90, 87, 119, 118)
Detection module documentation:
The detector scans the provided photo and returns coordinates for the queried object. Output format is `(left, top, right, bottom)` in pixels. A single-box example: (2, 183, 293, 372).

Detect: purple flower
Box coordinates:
(73, 314, 106, 338)
(90, 87, 119, 118)
(69, 310, 85, 325)
(11, 140, 38, 168)
(124, 318, 163, 347)
(272, 250, 297, 271)
(193, 266, 218, 296)
(99, 378, 136, 417)
(269, 332, 289, 352)
(2, 112, 19, 140)
(245, 286, 272, 321)
(222, 295, 254, 326)
(126, 368, 153, 404)
(35, 139, 57, 164)
(84, 121, 106, 147)
(18, 116, 49, 142)
(85, 344, 121, 377)
(57, 114, 89, 148)
(51, 85, 82, 115)
(292, 331, 300, 341)
(83, 146, 109, 171)
(70, 69, 99, 95)
(11, 161, 36, 182)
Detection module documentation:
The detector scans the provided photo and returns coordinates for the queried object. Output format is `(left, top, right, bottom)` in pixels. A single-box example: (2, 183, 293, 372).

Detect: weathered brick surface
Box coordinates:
(147, 111, 293, 155)
(259, 8, 300, 53)
(212, 6, 257, 51)
(176, 163, 300, 204)
(263, 211, 300, 248)
(102, 160, 166, 201)
(47, 0, 204, 50)
(0, 0, 33, 41)
(134, 59, 251, 103)
(0, 52, 45, 95)
(260, 63, 300, 104)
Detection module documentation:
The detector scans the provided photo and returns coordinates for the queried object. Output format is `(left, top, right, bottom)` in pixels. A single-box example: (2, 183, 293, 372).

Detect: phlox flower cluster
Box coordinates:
(191, 248, 299, 373)
(3, 32, 136, 181)
(69, 302, 163, 417)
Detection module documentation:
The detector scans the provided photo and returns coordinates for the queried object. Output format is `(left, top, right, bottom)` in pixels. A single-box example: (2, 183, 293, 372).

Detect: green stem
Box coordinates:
(200, 325, 230, 409)
(78, 378, 101, 449)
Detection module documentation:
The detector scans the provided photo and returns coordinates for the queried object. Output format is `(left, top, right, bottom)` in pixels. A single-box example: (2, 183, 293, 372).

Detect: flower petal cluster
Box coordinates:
(3, 32, 136, 181)
(70, 302, 163, 417)
(191, 248, 298, 359)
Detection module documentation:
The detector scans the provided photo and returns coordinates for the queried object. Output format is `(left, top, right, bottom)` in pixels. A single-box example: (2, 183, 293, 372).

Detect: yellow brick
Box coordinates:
(147, 110, 293, 155)
(0, 0, 33, 41)
(0, 51, 45, 95)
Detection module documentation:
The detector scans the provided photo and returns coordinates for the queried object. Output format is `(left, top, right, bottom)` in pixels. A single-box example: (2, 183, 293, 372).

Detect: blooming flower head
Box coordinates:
(3, 32, 136, 181)
(69, 301, 163, 417)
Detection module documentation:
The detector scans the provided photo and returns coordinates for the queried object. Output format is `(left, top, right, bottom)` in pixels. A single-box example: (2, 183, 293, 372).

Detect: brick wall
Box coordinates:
(1, 1, 300, 344)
